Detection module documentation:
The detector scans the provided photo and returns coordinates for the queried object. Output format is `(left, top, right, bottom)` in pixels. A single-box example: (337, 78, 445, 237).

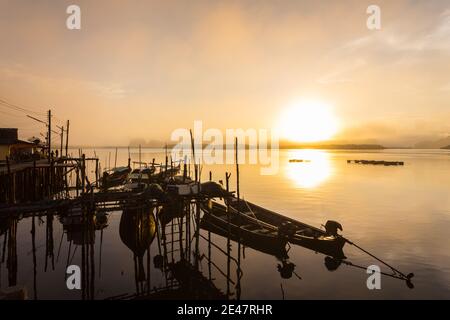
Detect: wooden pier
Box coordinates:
(0, 154, 100, 206)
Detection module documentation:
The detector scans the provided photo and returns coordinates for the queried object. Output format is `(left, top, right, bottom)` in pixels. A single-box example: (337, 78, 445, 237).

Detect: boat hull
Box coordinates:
(200, 203, 288, 258)
(227, 198, 346, 259)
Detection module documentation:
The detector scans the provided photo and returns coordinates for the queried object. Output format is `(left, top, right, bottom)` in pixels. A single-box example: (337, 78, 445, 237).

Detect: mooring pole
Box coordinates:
(65, 120, 70, 157)
(6, 156, 12, 204)
(48, 109, 51, 162)
(81, 154, 86, 194)
(95, 159, 99, 188)
(127, 146, 131, 168)
(114, 147, 118, 168)
(225, 171, 231, 297)
(32, 160, 36, 201)
(165, 144, 168, 178)
(60, 126, 64, 157)
(235, 137, 242, 300)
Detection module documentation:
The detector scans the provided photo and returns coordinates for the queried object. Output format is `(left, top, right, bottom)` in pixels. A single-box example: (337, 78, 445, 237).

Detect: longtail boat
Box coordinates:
(226, 197, 346, 259)
(200, 201, 288, 258)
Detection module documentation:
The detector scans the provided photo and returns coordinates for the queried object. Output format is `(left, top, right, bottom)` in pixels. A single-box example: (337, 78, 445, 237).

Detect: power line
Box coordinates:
(0, 97, 46, 116)
(0, 107, 29, 119)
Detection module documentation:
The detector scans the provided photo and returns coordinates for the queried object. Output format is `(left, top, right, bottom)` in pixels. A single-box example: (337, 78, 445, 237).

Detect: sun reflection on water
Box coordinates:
(285, 150, 333, 188)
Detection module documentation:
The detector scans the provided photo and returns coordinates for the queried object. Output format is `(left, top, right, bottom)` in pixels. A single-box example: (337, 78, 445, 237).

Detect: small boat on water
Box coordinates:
(226, 197, 346, 258)
(200, 201, 288, 258)
(123, 167, 156, 191)
(101, 166, 131, 190)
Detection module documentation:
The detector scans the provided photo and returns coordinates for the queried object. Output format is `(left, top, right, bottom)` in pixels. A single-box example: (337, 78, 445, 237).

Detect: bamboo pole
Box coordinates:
(65, 120, 70, 157)
(235, 137, 242, 300)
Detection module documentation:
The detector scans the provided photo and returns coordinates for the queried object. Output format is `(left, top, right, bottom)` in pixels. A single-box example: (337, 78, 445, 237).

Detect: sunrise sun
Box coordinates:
(277, 100, 339, 143)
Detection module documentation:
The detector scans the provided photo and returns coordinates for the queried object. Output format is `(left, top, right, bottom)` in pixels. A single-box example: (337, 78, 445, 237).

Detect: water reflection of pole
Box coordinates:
(1, 225, 7, 287)
(195, 190, 201, 270)
(45, 212, 55, 272)
(80, 205, 96, 300)
(81, 206, 86, 300)
(154, 207, 162, 258)
(178, 215, 184, 260)
(185, 203, 190, 262)
(31, 213, 38, 300)
(89, 212, 95, 300)
(208, 231, 212, 281)
(7, 219, 18, 287)
(171, 216, 174, 263)
(146, 221, 151, 295)
(98, 228, 103, 278)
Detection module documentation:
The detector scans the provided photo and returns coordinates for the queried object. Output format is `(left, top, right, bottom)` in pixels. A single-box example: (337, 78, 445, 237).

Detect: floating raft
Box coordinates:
(347, 160, 404, 166)
(289, 159, 311, 163)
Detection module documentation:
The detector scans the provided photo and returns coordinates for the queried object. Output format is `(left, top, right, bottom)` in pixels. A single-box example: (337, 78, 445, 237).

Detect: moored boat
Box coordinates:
(101, 166, 131, 190)
(123, 167, 156, 191)
(200, 201, 288, 258)
(226, 197, 346, 259)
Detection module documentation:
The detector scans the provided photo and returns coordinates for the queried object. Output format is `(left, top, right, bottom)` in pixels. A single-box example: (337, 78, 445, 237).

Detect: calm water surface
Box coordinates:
(1, 148, 449, 299)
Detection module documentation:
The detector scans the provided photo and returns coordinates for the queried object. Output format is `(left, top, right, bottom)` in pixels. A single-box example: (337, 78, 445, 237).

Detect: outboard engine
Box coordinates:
(324, 220, 343, 236)
(278, 221, 297, 238)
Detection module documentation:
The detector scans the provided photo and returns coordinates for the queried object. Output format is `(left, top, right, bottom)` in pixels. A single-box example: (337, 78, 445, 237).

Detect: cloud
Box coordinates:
(85, 82, 129, 99)
(316, 59, 366, 84)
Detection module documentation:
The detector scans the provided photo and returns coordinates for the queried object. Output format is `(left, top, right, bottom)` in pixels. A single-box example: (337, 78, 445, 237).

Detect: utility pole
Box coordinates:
(65, 120, 70, 157)
(48, 109, 51, 162)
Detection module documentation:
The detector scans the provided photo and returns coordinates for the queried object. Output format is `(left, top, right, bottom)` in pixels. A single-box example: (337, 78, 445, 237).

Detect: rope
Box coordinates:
(344, 237, 414, 280)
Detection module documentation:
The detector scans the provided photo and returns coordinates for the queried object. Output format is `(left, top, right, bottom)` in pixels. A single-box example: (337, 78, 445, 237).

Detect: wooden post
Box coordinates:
(32, 160, 36, 201)
(48, 109, 51, 162)
(225, 171, 231, 297)
(139, 145, 141, 168)
(114, 147, 118, 168)
(127, 146, 131, 168)
(235, 137, 241, 300)
(6, 156, 12, 204)
(95, 159, 99, 188)
(60, 126, 64, 158)
(49, 157, 54, 196)
(165, 144, 168, 178)
(81, 154, 86, 194)
(65, 120, 70, 157)
(189, 130, 197, 182)
(195, 199, 201, 269)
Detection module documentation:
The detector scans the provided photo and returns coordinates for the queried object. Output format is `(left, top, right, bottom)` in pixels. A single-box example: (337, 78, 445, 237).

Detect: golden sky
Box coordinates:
(0, 0, 449, 146)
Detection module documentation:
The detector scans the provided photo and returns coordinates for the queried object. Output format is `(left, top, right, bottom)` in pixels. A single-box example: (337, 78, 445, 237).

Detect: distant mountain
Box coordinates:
(279, 141, 384, 150)
(414, 136, 450, 149)
(129, 139, 168, 148)
(442, 145, 450, 150)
